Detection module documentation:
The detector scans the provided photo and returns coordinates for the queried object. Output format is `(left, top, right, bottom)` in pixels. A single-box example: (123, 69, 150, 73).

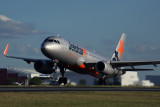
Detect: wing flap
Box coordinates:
(6, 55, 38, 63)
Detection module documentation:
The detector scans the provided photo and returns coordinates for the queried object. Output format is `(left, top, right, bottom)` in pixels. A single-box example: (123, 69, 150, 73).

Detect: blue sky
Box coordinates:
(0, 0, 160, 69)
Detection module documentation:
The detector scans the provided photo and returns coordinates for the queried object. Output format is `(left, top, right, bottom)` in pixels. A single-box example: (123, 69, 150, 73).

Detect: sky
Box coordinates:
(0, 0, 160, 70)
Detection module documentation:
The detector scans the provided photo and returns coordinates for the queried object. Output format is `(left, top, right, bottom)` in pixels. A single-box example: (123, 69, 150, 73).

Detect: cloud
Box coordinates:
(0, 15, 49, 38)
(33, 48, 40, 54)
(11, 43, 41, 55)
(129, 45, 158, 54)
(127, 44, 160, 60)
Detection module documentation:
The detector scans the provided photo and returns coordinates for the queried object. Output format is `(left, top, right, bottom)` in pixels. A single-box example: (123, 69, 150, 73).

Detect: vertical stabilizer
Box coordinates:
(111, 33, 127, 61)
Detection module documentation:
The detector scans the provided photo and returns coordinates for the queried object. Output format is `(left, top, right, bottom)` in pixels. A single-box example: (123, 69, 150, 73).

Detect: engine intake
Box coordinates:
(34, 61, 54, 74)
(95, 61, 116, 76)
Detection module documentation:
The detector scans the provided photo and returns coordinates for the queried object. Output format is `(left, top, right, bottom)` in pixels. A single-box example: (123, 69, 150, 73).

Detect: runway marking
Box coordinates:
(0, 87, 160, 92)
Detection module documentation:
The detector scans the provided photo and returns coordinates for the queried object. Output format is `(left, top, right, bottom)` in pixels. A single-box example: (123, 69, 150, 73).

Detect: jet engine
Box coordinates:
(95, 61, 117, 76)
(34, 61, 54, 74)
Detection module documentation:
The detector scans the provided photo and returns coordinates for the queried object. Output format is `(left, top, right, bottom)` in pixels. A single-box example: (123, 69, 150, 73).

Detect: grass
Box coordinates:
(0, 91, 160, 107)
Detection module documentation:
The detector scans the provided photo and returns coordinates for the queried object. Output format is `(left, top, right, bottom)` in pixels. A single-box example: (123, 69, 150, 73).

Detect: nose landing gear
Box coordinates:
(58, 77, 67, 85)
(52, 60, 68, 85)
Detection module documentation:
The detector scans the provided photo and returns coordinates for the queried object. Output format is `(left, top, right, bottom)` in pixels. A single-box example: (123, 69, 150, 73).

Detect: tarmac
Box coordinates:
(0, 87, 160, 92)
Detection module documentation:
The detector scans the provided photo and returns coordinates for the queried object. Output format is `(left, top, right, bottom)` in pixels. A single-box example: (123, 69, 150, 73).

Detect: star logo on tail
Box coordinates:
(112, 51, 119, 61)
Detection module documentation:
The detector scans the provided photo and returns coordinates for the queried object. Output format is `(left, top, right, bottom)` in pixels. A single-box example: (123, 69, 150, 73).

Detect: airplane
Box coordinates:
(4, 33, 160, 85)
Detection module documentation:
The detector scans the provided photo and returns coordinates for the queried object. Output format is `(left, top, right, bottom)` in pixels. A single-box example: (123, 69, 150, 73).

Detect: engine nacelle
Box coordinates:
(34, 61, 54, 74)
(95, 61, 116, 76)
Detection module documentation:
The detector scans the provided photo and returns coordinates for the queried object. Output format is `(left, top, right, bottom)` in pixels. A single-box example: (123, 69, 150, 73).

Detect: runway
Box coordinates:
(0, 87, 160, 92)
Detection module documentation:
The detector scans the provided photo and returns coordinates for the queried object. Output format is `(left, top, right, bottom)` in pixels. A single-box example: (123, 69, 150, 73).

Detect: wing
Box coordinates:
(4, 44, 51, 64)
(110, 61, 160, 68)
(85, 60, 160, 72)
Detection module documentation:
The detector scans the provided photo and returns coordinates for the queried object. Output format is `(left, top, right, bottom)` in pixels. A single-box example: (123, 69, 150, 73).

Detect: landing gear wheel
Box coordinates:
(58, 77, 68, 85)
(63, 77, 67, 85)
(98, 78, 107, 85)
(98, 78, 104, 85)
(58, 77, 63, 84)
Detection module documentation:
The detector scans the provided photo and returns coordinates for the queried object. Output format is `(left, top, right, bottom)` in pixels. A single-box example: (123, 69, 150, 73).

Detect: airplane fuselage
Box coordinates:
(41, 36, 109, 78)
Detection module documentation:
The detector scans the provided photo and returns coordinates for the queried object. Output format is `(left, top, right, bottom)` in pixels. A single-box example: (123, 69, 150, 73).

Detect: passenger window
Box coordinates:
(74, 46, 78, 53)
(69, 44, 73, 50)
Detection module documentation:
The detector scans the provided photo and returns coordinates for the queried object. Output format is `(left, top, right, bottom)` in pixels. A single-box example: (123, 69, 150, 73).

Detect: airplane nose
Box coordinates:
(41, 42, 48, 53)
(41, 41, 61, 58)
(41, 42, 53, 59)
(41, 40, 61, 59)
(41, 42, 53, 54)
(41, 46, 45, 53)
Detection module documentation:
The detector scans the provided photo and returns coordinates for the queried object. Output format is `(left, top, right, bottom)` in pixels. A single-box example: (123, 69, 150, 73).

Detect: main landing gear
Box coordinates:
(53, 60, 68, 85)
(58, 67, 67, 85)
(98, 78, 107, 85)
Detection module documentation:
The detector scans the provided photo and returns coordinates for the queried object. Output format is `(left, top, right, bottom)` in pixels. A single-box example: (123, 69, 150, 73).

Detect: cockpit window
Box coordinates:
(47, 39, 60, 44)
(53, 40, 57, 43)
(48, 39, 53, 42)
(53, 40, 60, 44)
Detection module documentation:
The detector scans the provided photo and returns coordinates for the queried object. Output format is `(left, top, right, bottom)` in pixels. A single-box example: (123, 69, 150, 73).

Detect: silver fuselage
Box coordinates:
(41, 36, 108, 76)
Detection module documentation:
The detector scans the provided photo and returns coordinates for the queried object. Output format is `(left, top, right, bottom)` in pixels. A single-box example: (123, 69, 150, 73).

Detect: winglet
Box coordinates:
(4, 44, 9, 56)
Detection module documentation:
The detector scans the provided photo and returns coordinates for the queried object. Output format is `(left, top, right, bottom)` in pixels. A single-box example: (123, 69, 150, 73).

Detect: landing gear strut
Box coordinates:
(53, 59, 58, 72)
(58, 67, 67, 85)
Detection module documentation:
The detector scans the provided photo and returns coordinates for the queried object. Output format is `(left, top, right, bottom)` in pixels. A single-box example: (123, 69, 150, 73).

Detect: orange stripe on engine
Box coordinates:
(79, 64, 85, 68)
(96, 72, 99, 74)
